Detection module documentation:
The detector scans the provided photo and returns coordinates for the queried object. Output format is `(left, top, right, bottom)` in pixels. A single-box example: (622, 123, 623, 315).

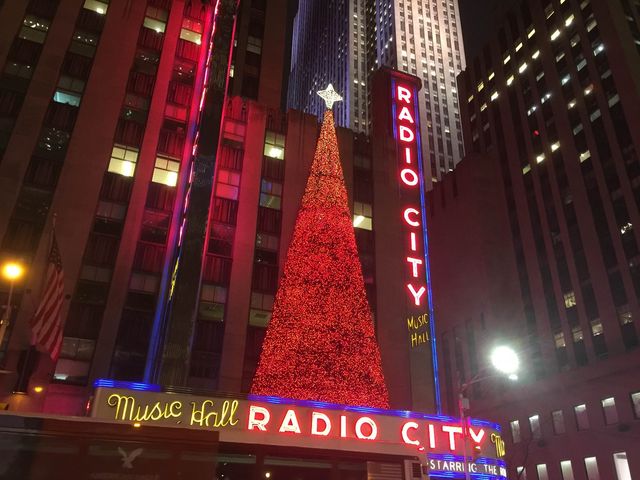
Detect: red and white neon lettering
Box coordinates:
(279, 409, 301, 433)
(401, 421, 420, 445)
(395, 83, 428, 308)
(312, 412, 331, 436)
(355, 417, 378, 440)
(442, 425, 463, 450)
(248, 405, 270, 431)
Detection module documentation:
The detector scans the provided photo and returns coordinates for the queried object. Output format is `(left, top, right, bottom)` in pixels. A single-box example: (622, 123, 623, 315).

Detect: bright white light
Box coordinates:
(518, 62, 528, 74)
(508, 374, 518, 381)
(491, 346, 520, 375)
(121, 160, 135, 177)
(96, 7, 105, 14)
(490, 91, 499, 101)
(565, 15, 574, 27)
(532, 50, 540, 59)
(353, 215, 365, 227)
(551, 29, 561, 41)
(536, 154, 545, 164)
(507, 75, 514, 86)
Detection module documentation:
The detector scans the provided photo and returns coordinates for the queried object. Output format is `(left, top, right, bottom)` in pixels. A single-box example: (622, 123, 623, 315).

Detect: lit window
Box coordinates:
(529, 414, 541, 439)
(152, 155, 180, 186)
(565, 14, 575, 26)
(519, 62, 528, 74)
(250, 292, 274, 326)
(574, 404, 589, 430)
(467, 94, 474, 103)
(613, 453, 631, 480)
(617, 308, 633, 326)
(215, 169, 241, 200)
(510, 420, 521, 443)
(590, 319, 603, 336)
(550, 29, 561, 41)
(488, 71, 495, 80)
(537, 465, 549, 480)
(563, 291, 576, 308)
(568, 99, 577, 109)
(83, 0, 108, 14)
(108, 144, 139, 177)
(477, 81, 484, 92)
(53, 90, 81, 106)
(516, 467, 527, 480)
(552, 410, 565, 434)
(19, 15, 50, 44)
(507, 75, 514, 86)
(180, 28, 202, 45)
(503, 55, 511, 64)
(536, 154, 545, 164)
(260, 179, 282, 210)
(490, 91, 499, 101)
(515, 42, 523, 52)
(480, 103, 487, 112)
(584, 457, 600, 480)
(143, 17, 166, 34)
(528, 28, 536, 38)
(561, 74, 571, 85)
(580, 150, 591, 162)
(602, 397, 618, 425)
(572, 326, 584, 343)
(631, 392, 640, 418)
(532, 50, 540, 59)
(522, 164, 531, 175)
(561, 460, 575, 480)
(353, 202, 372, 230)
(200, 284, 227, 321)
(264, 131, 285, 159)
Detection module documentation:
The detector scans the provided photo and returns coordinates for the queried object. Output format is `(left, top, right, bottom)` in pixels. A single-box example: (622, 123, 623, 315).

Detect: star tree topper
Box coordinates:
(317, 84, 343, 109)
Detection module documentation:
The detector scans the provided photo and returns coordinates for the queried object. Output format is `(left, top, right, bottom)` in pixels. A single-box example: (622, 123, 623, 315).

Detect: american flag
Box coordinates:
(30, 235, 65, 360)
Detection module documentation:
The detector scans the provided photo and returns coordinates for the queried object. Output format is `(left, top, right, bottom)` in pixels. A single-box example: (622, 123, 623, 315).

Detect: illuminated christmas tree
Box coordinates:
(251, 85, 389, 409)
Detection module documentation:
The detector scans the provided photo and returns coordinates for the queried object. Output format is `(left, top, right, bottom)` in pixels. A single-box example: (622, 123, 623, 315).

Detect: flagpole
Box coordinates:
(13, 213, 57, 394)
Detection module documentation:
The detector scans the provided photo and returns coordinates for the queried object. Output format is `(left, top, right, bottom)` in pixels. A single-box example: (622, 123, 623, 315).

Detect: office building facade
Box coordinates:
(430, 0, 640, 477)
(288, 0, 467, 186)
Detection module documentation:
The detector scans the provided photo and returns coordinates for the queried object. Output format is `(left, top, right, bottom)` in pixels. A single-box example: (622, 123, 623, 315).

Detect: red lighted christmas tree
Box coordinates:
(251, 85, 389, 409)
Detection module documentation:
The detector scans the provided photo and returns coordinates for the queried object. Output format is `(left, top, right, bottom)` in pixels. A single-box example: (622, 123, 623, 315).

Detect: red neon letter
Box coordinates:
(311, 412, 331, 436)
(399, 125, 415, 143)
(398, 106, 415, 123)
(404, 147, 413, 164)
(340, 415, 347, 438)
(403, 208, 420, 227)
(401, 422, 420, 446)
(279, 409, 301, 434)
(410, 232, 418, 251)
(400, 168, 419, 186)
(428, 424, 436, 449)
(248, 405, 270, 431)
(406, 257, 423, 277)
(470, 428, 486, 444)
(407, 284, 427, 306)
(397, 86, 412, 103)
(355, 417, 378, 440)
(442, 425, 463, 450)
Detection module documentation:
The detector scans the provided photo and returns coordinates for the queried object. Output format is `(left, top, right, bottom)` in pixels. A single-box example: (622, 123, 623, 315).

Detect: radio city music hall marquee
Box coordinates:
(91, 382, 507, 478)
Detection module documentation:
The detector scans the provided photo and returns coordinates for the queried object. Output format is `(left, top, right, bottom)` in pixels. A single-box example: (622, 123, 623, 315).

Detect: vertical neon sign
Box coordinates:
(392, 79, 441, 414)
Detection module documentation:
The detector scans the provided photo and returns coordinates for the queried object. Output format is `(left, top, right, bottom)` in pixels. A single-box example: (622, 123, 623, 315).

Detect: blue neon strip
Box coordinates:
(429, 474, 505, 480)
(470, 418, 502, 432)
(93, 379, 162, 392)
(410, 82, 442, 414)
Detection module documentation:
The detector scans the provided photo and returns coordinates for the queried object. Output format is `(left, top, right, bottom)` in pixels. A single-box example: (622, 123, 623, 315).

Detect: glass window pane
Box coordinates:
(602, 397, 618, 425)
(614, 452, 632, 480)
(560, 460, 575, 480)
(574, 404, 589, 430)
(529, 414, 541, 439)
(537, 464, 549, 480)
(631, 392, 640, 418)
(510, 420, 521, 443)
(584, 457, 600, 480)
(552, 410, 565, 434)
(144, 17, 166, 33)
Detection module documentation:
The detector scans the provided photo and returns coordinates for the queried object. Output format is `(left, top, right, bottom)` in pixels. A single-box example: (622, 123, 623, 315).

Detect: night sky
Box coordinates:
(458, 0, 519, 60)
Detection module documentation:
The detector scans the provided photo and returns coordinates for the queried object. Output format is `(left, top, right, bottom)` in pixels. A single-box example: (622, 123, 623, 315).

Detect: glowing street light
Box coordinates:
(0, 260, 25, 347)
(490, 345, 520, 376)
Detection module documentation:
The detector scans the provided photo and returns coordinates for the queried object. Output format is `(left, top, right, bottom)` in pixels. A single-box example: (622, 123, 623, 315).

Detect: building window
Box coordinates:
(574, 404, 589, 430)
(199, 284, 226, 321)
(216, 169, 241, 200)
(552, 410, 565, 434)
(83, 0, 108, 15)
(129, 272, 159, 293)
(536, 464, 549, 480)
(584, 457, 600, 480)
(152, 155, 179, 186)
(263, 131, 285, 159)
(180, 28, 202, 45)
(107, 144, 139, 177)
(259, 179, 282, 210)
(510, 420, 521, 443)
(353, 202, 372, 230)
(564, 291, 576, 308)
(256, 233, 279, 251)
(516, 467, 526, 479)
(614, 452, 632, 480)
(19, 15, 50, 44)
(529, 414, 541, 439)
(249, 292, 274, 326)
(560, 460, 575, 480)
(631, 392, 640, 418)
(602, 397, 618, 425)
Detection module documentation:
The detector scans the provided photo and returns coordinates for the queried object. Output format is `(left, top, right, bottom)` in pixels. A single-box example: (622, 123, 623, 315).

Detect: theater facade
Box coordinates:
(83, 380, 508, 480)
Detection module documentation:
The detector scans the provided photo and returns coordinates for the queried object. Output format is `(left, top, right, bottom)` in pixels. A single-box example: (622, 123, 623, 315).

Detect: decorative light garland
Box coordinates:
(251, 108, 389, 409)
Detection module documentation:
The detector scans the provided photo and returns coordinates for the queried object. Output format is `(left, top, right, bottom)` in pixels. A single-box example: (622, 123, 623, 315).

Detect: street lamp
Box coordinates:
(0, 261, 25, 348)
(459, 345, 520, 480)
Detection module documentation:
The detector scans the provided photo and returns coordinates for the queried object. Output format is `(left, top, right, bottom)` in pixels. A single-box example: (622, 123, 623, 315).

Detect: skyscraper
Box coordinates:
(430, 0, 640, 477)
(288, 0, 467, 186)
